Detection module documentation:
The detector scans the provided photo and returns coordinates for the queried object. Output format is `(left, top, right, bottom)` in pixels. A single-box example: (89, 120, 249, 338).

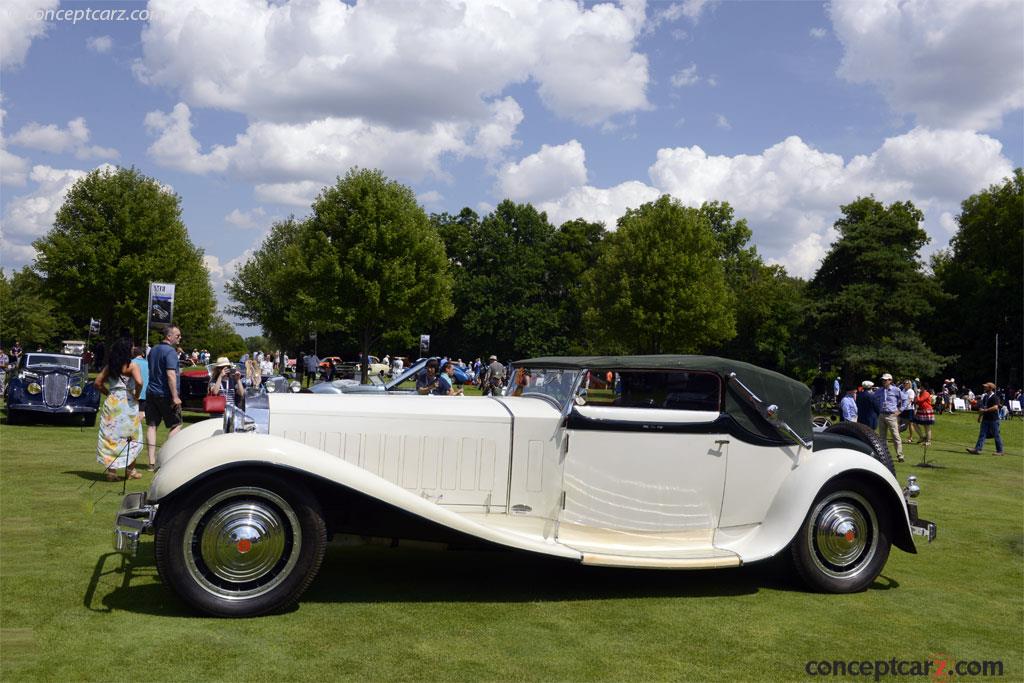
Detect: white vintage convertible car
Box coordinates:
(114, 355, 935, 617)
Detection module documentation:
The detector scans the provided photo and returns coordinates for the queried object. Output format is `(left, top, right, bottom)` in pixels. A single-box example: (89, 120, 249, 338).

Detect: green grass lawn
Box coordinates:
(1, 410, 1021, 681)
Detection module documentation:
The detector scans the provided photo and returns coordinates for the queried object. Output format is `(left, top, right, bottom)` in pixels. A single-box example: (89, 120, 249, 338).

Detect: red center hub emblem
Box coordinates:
(237, 539, 252, 554)
(844, 530, 856, 542)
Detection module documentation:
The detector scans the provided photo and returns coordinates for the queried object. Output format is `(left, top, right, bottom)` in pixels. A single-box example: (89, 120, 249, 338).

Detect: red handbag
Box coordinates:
(203, 394, 226, 413)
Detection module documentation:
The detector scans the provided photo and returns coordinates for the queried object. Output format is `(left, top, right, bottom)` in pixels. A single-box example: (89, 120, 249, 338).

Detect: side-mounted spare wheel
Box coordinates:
(790, 477, 892, 593)
(154, 470, 327, 617)
(824, 421, 895, 475)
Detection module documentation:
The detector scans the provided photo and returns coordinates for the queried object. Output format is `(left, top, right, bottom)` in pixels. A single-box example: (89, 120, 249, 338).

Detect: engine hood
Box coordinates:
(267, 393, 512, 432)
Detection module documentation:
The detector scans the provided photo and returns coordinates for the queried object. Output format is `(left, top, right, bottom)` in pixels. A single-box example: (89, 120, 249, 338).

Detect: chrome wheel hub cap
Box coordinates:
(184, 487, 302, 600)
(808, 491, 878, 579)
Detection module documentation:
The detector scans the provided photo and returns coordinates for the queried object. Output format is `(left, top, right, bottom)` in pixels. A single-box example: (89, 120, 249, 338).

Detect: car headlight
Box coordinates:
(27, 382, 41, 395)
(69, 385, 83, 397)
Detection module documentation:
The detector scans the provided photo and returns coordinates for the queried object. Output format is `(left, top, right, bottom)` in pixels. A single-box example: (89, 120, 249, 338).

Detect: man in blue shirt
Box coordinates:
(878, 372, 904, 463)
(146, 325, 183, 469)
(840, 385, 858, 422)
(967, 382, 1004, 455)
(303, 352, 320, 388)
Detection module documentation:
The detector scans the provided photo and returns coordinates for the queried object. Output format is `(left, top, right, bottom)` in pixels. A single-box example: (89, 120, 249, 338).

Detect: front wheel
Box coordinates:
(790, 478, 892, 593)
(154, 471, 327, 617)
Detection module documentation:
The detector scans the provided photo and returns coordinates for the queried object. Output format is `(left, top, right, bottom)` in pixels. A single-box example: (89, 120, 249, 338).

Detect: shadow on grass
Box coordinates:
(84, 546, 196, 617)
(89, 543, 901, 617)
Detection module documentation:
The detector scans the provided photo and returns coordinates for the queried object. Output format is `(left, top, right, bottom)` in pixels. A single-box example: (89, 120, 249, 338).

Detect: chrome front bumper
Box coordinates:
(113, 492, 158, 556)
(907, 500, 937, 542)
(903, 475, 936, 543)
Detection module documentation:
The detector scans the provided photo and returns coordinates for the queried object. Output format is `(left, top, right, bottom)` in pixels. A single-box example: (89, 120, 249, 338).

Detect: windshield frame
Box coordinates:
(503, 365, 584, 409)
(24, 353, 82, 371)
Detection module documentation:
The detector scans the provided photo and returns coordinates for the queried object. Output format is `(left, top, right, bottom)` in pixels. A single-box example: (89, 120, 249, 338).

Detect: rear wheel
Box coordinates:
(155, 471, 326, 617)
(790, 478, 891, 593)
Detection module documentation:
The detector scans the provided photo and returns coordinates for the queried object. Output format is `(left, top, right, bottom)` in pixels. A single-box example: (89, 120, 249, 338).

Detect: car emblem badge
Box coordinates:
(237, 539, 252, 554)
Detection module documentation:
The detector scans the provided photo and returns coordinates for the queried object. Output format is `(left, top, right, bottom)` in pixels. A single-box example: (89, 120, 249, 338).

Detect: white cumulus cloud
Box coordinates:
(9, 116, 118, 159)
(496, 140, 587, 203)
(0, 0, 58, 68)
(532, 128, 1012, 277)
(145, 100, 522, 202)
(86, 35, 113, 53)
(224, 207, 266, 229)
(831, 0, 1024, 129)
(670, 64, 700, 87)
(135, 0, 649, 128)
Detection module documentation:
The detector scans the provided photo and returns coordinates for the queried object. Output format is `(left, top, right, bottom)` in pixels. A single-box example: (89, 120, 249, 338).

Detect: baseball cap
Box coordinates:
(861, 380, 875, 388)
(881, 373, 893, 381)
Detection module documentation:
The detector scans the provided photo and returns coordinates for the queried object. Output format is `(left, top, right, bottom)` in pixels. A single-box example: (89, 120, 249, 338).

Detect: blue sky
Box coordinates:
(2, 0, 1021, 332)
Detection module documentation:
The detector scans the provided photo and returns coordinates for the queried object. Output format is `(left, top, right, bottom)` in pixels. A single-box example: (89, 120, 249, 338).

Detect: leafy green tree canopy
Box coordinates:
(0, 268, 69, 349)
(244, 168, 453, 381)
(580, 195, 735, 354)
(226, 217, 309, 349)
(932, 168, 1023, 387)
(33, 166, 215, 346)
(809, 196, 948, 380)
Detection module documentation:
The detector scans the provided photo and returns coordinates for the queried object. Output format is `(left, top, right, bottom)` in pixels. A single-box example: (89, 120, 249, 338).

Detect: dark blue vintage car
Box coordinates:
(4, 352, 100, 425)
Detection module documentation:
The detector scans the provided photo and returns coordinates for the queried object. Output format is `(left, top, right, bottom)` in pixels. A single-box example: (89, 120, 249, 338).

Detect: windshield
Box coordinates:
(505, 366, 582, 407)
(25, 354, 81, 370)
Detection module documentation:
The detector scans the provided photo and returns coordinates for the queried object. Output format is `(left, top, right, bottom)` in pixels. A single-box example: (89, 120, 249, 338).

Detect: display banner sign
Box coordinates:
(419, 334, 430, 355)
(148, 282, 175, 328)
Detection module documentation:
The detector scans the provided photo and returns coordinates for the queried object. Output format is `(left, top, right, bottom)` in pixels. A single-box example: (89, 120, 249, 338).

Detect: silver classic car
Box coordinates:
(114, 355, 935, 617)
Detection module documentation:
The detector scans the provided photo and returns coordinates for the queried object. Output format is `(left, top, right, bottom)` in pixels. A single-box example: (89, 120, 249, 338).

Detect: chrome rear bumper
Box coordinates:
(113, 492, 157, 556)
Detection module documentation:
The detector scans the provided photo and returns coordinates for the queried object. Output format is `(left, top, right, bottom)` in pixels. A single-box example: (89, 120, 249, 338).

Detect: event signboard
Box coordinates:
(148, 282, 175, 329)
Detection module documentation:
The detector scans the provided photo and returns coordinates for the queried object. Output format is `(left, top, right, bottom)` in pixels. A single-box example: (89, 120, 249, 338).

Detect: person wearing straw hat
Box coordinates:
(208, 356, 242, 409)
(966, 382, 1004, 455)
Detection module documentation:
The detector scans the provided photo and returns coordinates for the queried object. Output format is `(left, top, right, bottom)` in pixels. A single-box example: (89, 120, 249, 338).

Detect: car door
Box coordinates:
(556, 369, 729, 556)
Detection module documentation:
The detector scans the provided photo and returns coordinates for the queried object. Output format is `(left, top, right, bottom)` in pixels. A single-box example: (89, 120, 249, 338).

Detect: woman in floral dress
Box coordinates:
(95, 339, 144, 481)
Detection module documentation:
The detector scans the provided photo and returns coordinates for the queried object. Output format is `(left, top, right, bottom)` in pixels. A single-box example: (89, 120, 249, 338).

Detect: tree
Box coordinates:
(226, 217, 311, 350)
(808, 197, 949, 380)
(932, 169, 1023, 388)
(0, 268, 69, 348)
(197, 315, 248, 360)
(579, 195, 735, 354)
(432, 202, 585, 360)
(700, 201, 808, 372)
(300, 168, 453, 382)
(33, 166, 216, 347)
(244, 335, 273, 353)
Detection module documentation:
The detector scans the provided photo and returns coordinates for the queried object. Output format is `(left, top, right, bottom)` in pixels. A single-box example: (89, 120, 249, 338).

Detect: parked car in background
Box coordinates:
(355, 355, 390, 377)
(180, 363, 217, 413)
(4, 352, 99, 425)
(309, 357, 427, 394)
(114, 354, 935, 617)
(61, 340, 86, 356)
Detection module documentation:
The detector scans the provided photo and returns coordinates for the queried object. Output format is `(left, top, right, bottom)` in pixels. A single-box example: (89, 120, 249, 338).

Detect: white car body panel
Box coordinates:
(148, 393, 913, 568)
(267, 394, 512, 508)
(151, 430, 581, 560)
(714, 449, 909, 562)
